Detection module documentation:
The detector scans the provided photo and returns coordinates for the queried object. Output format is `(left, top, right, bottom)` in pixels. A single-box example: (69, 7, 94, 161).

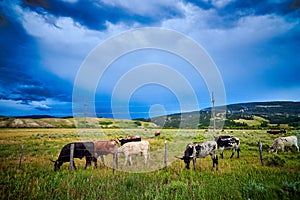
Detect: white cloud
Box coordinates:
(162, 2, 295, 49)
(100, 0, 179, 16)
(160, 2, 299, 96)
(31, 101, 51, 110)
(211, 0, 235, 8)
(15, 5, 134, 82)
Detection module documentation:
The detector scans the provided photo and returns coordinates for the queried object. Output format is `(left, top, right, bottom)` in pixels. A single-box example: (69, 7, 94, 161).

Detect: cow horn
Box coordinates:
(49, 159, 56, 163)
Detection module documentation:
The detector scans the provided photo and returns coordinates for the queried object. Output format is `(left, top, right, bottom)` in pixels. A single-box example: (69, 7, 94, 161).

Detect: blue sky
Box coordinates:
(0, 0, 299, 119)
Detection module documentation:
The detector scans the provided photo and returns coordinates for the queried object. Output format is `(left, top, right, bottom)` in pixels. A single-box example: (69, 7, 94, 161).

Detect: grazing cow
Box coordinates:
(176, 141, 218, 170)
(119, 136, 141, 146)
(154, 131, 161, 137)
(215, 135, 240, 159)
(269, 136, 299, 153)
(94, 140, 119, 168)
(50, 142, 96, 171)
(118, 141, 150, 166)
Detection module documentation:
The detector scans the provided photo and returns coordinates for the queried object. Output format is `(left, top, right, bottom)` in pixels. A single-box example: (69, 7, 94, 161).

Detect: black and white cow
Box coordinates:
(215, 135, 240, 159)
(176, 141, 218, 170)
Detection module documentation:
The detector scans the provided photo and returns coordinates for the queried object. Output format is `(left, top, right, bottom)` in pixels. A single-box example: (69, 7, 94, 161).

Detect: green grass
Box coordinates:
(0, 128, 299, 199)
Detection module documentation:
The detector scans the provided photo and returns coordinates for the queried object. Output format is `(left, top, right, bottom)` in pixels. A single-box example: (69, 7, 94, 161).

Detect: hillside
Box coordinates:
(146, 101, 300, 129)
(0, 116, 157, 129)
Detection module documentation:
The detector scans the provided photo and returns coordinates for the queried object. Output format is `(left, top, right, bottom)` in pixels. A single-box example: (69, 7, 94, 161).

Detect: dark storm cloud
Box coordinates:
(0, 7, 72, 111)
(20, 0, 182, 30)
(0, 66, 72, 104)
(0, 0, 299, 117)
(223, 0, 300, 19)
(187, 0, 299, 28)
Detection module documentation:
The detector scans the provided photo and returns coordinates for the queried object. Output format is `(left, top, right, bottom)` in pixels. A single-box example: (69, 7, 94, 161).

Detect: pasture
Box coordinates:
(0, 128, 299, 199)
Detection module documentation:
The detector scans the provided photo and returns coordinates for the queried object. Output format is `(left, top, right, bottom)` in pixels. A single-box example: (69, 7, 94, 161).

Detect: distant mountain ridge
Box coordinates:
(145, 101, 300, 129)
(0, 101, 299, 129)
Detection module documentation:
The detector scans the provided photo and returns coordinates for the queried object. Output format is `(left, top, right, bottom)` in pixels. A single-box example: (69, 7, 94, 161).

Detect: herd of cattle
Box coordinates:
(50, 134, 299, 171)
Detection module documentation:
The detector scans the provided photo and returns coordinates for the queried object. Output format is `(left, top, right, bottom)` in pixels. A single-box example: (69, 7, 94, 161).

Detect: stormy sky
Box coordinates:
(0, 0, 299, 118)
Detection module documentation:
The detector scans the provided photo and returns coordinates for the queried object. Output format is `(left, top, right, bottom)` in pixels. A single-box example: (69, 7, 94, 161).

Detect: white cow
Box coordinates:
(269, 136, 299, 153)
(118, 141, 150, 166)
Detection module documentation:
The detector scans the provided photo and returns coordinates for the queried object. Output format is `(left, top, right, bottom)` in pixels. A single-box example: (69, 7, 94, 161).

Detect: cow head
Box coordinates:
(111, 139, 119, 145)
(175, 144, 196, 169)
(268, 146, 275, 153)
(50, 159, 62, 171)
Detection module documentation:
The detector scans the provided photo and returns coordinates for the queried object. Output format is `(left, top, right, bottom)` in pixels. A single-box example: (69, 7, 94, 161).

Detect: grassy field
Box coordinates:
(0, 128, 299, 199)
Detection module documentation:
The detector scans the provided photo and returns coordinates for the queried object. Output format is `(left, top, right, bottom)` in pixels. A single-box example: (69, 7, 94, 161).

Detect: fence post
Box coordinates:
(258, 141, 264, 166)
(18, 144, 24, 170)
(70, 143, 75, 171)
(164, 140, 168, 169)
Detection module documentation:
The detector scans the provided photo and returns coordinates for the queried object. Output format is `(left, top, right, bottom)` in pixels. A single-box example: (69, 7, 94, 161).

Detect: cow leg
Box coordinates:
(85, 157, 92, 169)
(185, 161, 190, 169)
(219, 148, 224, 159)
(295, 144, 299, 152)
(237, 148, 240, 158)
(192, 157, 196, 171)
(113, 153, 118, 169)
(212, 155, 218, 171)
(215, 155, 218, 171)
(124, 155, 128, 166)
(129, 156, 133, 166)
(143, 151, 148, 164)
(93, 157, 97, 169)
(230, 149, 235, 159)
(73, 161, 77, 170)
(100, 155, 105, 165)
(84, 159, 89, 169)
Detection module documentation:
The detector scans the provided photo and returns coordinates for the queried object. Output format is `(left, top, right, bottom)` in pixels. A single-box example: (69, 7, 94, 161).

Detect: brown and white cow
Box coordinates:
(94, 140, 119, 168)
(269, 136, 299, 153)
(176, 141, 218, 171)
(118, 141, 150, 166)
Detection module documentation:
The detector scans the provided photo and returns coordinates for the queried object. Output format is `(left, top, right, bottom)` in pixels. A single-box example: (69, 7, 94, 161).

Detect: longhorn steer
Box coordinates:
(176, 141, 218, 171)
(50, 142, 96, 171)
(118, 141, 150, 166)
(269, 136, 299, 153)
(215, 135, 240, 159)
(94, 140, 119, 168)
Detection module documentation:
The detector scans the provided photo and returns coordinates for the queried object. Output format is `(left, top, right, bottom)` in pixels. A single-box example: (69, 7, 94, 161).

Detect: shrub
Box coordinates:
(265, 154, 286, 167)
(243, 180, 266, 199)
(282, 181, 300, 192)
(99, 121, 113, 125)
(193, 134, 206, 142)
(134, 121, 142, 126)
